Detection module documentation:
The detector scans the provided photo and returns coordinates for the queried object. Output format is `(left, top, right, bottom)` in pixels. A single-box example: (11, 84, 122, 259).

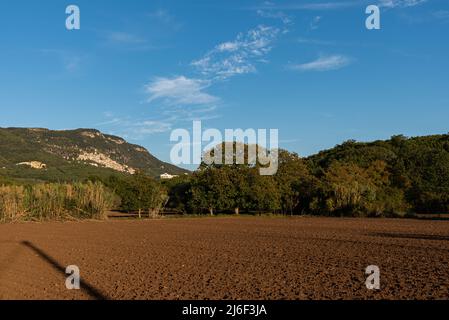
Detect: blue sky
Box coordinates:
(1, 0, 448, 168)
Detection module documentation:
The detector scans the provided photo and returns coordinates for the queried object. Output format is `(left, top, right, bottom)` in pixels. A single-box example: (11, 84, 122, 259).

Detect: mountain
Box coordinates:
(0, 127, 188, 183)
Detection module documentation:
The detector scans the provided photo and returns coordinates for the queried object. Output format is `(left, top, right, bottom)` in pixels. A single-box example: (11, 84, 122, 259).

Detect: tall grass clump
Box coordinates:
(0, 181, 115, 223)
(69, 182, 117, 220)
(0, 185, 26, 222)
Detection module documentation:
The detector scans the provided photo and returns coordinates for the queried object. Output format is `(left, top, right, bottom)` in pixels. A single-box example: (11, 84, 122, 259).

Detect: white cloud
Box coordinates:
(378, 0, 428, 8)
(256, 9, 293, 27)
(191, 25, 280, 80)
(291, 55, 351, 72)
(216, 42, 240, 52)
(144, 76, 218, 106)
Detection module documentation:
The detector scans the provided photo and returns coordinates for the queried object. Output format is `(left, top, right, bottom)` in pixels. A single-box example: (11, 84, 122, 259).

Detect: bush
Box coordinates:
(105, 174, 168, 218)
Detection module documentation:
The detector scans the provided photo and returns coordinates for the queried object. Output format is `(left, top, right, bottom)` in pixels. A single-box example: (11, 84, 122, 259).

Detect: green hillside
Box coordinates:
(0, 127, 188, 183)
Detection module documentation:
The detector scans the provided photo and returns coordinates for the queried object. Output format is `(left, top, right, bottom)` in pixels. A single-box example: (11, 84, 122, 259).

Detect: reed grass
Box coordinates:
(0, 182, 115, 223)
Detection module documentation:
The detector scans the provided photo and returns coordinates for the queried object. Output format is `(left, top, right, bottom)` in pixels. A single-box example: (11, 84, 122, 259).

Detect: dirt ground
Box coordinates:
(0, 217, 448, 300)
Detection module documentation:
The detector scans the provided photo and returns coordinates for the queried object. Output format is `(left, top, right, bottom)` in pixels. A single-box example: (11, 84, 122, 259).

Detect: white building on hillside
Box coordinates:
(160, 173, 178, 180)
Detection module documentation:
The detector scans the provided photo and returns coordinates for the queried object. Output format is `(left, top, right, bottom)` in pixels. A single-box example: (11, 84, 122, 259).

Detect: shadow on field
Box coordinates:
(371, 233, 449, 242)
(21, 241, 108, 300)
(0, 243, 26, 281)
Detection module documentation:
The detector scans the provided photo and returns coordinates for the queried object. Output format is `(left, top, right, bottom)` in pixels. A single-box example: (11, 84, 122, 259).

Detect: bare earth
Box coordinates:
(0, 217, 448, 300)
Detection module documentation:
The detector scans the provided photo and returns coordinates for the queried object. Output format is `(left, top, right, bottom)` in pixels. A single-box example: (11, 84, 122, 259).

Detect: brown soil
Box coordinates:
(0, 217, 448, 300)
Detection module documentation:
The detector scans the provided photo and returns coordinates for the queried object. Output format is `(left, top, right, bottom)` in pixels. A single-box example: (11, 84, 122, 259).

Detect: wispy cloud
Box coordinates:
(191, 25, 280, 80)
(141, 76, 221, 132)
(378, 0, 428, 8)
(310, 16, 322, 30)
(252, 0, 428, 11)
(98, 104, 221, 139)
(290, 55, 351, 72)
(98, 10, 181, 51)
(138, 23, 285, 136)
(106, 32, 146, 44)
(252, 1, 361, 11)
(297, 37, 337, 46)
(134, 120, 173, 135)
(255, 4, 294, 34)
(433, 10, 449, 21)
(39, 49, 84, 73)
(144, 76, 219, 106)
(97, 113, 175, 138)
(97, 30, 167, 52)
(147, 9, 182, 31)
(256, 9, 293, 26)
(161, 105, 221, 122)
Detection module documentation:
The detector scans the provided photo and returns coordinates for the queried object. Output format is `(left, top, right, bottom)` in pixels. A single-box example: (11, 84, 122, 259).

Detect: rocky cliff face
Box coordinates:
(0, 127, 187, 182)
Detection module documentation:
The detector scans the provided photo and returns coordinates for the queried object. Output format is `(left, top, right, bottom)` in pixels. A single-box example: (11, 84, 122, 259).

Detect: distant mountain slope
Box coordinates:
(0, 127, 188, 182)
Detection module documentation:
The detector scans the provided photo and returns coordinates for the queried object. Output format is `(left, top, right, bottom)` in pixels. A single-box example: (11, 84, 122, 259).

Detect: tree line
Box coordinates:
(99, 134, 449, 217)
(163, 149, 409, 217)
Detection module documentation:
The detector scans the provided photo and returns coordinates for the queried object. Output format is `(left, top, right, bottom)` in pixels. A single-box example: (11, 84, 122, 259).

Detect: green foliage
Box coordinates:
(313, 161, 408, 217)
(275, 150, 317, 215)
(247, 170, 281, 213)
(192, 152, 282, 215)
(309, 134, 449, 214)
(104, 173, 168, 217)
(163, 176, 193, 214)
(190, 167, 233, 215)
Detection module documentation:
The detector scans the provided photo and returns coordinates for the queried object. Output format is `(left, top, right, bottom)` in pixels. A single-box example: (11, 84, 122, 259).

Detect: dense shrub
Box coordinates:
(104, 174, 168, 218)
